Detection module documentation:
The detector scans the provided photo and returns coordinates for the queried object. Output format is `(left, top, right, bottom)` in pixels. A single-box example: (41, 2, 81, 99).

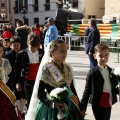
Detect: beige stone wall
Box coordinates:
(105, 0, 120, 15)
(83, 0, 105, 19)
(103, 0, 120, 23)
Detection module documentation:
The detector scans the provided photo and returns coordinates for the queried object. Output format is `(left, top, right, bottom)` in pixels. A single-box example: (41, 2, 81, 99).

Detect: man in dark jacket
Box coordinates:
(85, 18, 100, 69)
(15, 20, 29, 50)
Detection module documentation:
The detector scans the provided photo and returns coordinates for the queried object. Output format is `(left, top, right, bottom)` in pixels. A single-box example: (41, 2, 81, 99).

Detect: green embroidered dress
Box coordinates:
(35, 62, 84, 120)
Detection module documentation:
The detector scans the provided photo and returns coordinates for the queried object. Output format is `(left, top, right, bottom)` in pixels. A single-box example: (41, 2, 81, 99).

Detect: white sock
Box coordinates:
(16, 100, 20, 110)
(20, 98, 27, 114)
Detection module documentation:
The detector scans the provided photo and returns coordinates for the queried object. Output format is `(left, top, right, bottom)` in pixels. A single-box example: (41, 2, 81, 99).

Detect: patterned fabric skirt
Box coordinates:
(35, 100, 84, 120)
(0, 89, 18, 120)
(35, 101, 56, 120)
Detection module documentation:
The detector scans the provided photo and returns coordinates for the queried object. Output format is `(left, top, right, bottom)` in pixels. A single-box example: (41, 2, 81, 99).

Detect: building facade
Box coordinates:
(11, 0, 106, 26)
(103, 0, 120, 23)
(11, 0, 80, 26)
(0, 0, 11, 24)
(82, 0, 105, 23)
(11, 0, 59, 26)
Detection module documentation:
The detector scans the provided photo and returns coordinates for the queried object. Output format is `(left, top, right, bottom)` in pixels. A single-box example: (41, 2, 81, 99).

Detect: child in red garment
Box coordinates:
(1, 26, 13, 39)
(15, 33, 44, 112)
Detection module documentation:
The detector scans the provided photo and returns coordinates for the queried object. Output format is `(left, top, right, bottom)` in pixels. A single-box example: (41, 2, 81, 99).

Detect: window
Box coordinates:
(24, 18, 28, 25)
(1, 3, 5, 7)
(88, 15, 96, 19)
(34, 18, 39, 25)
(33, 0, 38, 11)
(72, 1, 78, 8)
(44, 4, 50, 10)
(45, 17, 49, 24)
(44, 0, 50, 11)
(25, 0, 28, 7)
(14, 0, 18, 13)
(46, 0, 50, 3)
(19, 0, 23, 12)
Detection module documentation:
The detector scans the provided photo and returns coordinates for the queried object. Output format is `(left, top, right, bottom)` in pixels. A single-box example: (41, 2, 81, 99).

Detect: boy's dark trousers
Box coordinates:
(24, 80, 35, 109)
(92, 105, 111, 120)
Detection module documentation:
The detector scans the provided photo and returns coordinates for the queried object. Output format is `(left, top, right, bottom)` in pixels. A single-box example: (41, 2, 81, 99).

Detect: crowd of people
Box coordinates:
(0, 17, 58, 120)
(0, 17, 120, 120)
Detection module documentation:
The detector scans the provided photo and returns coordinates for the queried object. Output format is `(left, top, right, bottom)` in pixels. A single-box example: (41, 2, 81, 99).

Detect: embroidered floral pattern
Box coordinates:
(41, 62, 73, 88)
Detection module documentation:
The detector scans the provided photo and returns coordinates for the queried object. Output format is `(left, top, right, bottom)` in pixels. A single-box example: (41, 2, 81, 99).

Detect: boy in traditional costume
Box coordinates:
(81, 44, 120, 120)
(15, 33, 44, 113)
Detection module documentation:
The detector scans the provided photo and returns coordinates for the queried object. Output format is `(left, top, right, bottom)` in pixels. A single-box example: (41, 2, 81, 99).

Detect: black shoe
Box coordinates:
(20, 113, 26, 119)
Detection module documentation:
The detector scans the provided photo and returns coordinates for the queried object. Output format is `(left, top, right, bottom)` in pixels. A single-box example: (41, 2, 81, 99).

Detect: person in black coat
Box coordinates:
(3, 37, 21, 91)
(15, 33, 44, 110)
(2, 38, 11, 56)
(3, 37, 27, 118)
(15, 20, 29, 50)
(84, 26, 90, 44)
(85, 18, 100, 69)
(81, 43, 119, 120)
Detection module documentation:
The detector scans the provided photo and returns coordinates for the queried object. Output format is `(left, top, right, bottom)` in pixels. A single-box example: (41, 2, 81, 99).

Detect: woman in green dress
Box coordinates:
(26, 40, 85, 120)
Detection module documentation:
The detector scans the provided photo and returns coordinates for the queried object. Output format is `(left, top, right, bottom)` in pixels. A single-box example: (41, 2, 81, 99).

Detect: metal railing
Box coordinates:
(58, 35, 87, 50)
(100, 37, 120, 63)
(58, 35, 120, 63)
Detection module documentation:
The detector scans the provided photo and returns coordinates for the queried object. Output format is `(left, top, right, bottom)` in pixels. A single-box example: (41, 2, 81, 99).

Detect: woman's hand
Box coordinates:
(55, 102, 63, 113)
(80, 110, 86, 119)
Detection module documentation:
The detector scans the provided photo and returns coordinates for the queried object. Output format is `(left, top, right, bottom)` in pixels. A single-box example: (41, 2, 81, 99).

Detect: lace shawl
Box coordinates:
(0, 58, 12, 83)
(41, 62, 73, 88)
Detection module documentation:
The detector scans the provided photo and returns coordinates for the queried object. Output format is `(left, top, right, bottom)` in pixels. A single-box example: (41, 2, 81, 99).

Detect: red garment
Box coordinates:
(99, 92, 111, 107)
(0, 89, 18, 120)
(33, 28, 40, 36)
(15, 105, 22, 120)
(24, 63, 39, 80)
(2, 30, 13, 39)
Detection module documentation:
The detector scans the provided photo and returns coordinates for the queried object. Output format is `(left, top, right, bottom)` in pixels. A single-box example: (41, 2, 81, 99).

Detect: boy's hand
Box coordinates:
(89, 52, 92, 55)
(81, 110, 85, 118)
(118, 86, 120, 92)
(16, 82, 21, 91)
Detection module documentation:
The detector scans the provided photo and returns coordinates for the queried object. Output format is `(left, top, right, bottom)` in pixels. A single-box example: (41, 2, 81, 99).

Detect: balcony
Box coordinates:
(32, 4, 38, 11)
(32, 4, 38, 7)
(13, 7, 18, 13)
(44, 3, 50, 10)
(43, 3, 50, 6)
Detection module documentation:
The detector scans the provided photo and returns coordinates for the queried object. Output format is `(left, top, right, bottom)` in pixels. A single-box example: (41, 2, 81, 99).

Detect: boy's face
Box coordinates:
(94, 49, 110, 67)
(3, 41, 10, 48)
(11, 42, 21, 52)
(16, 23, 20, 27)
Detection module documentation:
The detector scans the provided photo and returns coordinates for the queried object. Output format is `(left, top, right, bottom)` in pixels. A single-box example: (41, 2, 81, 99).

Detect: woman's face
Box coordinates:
(51, 43, 68, 63)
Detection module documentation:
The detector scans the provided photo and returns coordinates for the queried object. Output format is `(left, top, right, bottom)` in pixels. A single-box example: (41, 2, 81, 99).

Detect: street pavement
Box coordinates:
(66, 50, 120, 120)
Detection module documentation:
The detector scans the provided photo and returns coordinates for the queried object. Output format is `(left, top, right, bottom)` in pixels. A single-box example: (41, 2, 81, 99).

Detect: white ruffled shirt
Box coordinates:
(27, 48, 39, 63)
(99, 65, 112, 105)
